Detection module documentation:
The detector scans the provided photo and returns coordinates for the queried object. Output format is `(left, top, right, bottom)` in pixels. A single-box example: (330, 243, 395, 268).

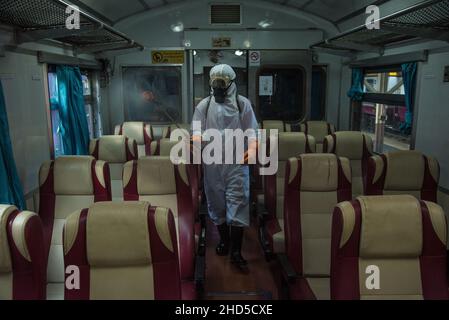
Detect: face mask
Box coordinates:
(212, 81, 233, 104)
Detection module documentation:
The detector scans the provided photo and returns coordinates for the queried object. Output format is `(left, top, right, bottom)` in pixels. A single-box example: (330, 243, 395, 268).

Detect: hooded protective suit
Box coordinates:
(192, 64, 258, 228)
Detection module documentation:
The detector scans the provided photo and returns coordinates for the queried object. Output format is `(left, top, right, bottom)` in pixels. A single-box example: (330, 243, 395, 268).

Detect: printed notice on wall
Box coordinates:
(152, 50, 185, 64)
(259, 76, 273, 96)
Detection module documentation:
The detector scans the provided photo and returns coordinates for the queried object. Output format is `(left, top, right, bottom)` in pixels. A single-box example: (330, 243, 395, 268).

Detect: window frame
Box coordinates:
(121, 65, 183, 124)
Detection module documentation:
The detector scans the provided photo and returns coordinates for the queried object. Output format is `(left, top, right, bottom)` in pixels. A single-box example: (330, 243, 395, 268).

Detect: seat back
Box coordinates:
(162, 124, 191, 139)
(331, 195, 449, 300)
(262, 120, 291, 133)
(149, 139, 200, 217)
(123, 157, 195, 281)
(149, 138, 180, 156)
(0, 205, 46, 300)
(300, 121, 336, 152)
(115, 122, 153, 157)
(324, 131, 373, 197)
(284, 154, 352, 277)
(63, 202, 181, 300)
(90, 135, 138, 201)
(39, 156, 111, 299)
(366, 151, 439, 202)
(265, 132, 315, 222)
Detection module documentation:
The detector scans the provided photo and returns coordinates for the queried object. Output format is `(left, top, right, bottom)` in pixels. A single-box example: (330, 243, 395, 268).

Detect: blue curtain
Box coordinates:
(54, 66, 89, 155)
(347, 68, 365, 101)
(401, 62, 417, 134)
(0, 81, 25, 209)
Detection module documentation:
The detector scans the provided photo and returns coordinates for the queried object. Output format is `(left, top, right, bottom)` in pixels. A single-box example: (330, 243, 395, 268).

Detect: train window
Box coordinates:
(359, 68, 410, 152)
(47, 67, 99, 158)
(122, 66, 182, 123)
(47, 71, 65, 158)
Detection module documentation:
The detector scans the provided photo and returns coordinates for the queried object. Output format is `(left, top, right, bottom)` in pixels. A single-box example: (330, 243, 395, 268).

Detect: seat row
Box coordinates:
(34, 153, 201, 300)
(254, 128, 443, 299)
(0, 201, 190, 300)
(3, 193, 447, 300)
(114, 121, 190, 157)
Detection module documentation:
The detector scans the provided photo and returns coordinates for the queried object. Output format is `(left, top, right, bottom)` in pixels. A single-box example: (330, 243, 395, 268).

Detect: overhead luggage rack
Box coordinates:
(311, 0, 449, 54)
(0, 0, 144, 54)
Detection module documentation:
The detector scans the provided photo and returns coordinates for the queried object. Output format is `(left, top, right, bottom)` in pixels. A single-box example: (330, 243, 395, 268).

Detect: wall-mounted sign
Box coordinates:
(249, 50, 261, 67)
(151, 50, 185, 64)
(212, 37, 231, 48)
(259, 76, 273, 96)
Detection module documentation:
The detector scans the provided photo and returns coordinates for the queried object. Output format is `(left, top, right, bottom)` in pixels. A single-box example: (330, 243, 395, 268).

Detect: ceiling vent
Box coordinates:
(210, 4, 242, 25)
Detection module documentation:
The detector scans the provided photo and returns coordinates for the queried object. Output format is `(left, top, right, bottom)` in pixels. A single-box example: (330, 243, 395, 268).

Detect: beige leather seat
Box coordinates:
(331, 195, 449, 300)
(0, 205, 46, 300)
(90, 135, 137, 201)
(162, 124, 191, 139)
(115, 122, 153, 157)
(123, 156, 197, 299)
(324, 131, 373, 197)
(63, 202, 182, 300)
(261, 132, 316, 254)
(300, 121, 336, 152)
(366, 151, 440, 202)
(262, 120, 292, 132)
(38, 156, 111, 300)
(283, 154, 352, 300)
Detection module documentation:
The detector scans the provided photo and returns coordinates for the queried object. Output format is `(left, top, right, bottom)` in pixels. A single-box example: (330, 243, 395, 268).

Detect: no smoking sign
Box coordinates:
(249, 51, 261, 67)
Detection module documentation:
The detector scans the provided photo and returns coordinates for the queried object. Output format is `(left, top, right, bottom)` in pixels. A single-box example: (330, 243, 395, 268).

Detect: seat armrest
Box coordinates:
(277, 253, 298, 283)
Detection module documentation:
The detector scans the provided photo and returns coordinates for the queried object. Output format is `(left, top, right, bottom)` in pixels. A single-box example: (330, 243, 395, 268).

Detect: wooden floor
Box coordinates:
(203, 217, 281, 300)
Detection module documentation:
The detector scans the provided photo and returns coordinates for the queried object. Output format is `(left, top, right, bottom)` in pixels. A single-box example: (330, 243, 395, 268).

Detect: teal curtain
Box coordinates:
(0, 81, 25, 209)
(54, 66, 89, 155)
(347, 68, 365, 101)
(401, 62, 417, 134)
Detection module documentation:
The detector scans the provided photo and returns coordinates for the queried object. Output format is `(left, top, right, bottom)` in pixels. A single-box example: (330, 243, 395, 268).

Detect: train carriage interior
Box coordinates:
(1, 0, 449, 303)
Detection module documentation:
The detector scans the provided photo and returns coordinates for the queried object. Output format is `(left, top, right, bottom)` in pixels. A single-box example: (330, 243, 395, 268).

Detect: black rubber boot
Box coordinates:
(230, 226, 248, 271)
(215, 223, 230, 256)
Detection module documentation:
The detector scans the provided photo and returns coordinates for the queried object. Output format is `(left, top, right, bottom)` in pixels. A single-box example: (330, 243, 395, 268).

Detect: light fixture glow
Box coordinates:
(243, 40, 251, 48)
(193, 50, 197, 56)
(171, 22, 184, 33)
(234, 50, 244, 56)
(258, 19, 274, 28)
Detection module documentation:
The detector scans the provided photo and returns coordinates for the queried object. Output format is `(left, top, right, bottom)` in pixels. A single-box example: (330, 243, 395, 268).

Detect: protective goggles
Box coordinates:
(209, 76, 233, 89)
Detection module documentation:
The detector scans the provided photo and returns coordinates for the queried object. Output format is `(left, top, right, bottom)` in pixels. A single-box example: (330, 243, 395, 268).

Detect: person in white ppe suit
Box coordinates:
(192, 64, 258, 269)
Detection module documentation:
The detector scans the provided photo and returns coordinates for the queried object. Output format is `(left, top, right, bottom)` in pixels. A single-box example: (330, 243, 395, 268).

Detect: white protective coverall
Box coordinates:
(192, 65, 258, 227)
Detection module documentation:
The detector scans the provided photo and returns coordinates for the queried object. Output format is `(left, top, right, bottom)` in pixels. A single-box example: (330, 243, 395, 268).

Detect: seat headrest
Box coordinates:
(95, 135, 135, 163)
(137, 157, 176, 195)
(278, 132, 314, 161)
(159, 139, 181, 157)
(299, 154, 339, 191)
(122, 122, 147, 145)
(303, 121, 333, 143)
(328, 131, 373, 160)
(384, 151, 425, 190)
(263, 120, 285, 132)
(0, 205, 16, 272)
(53, 156, 95, 195)
(83, 202, 153, 267)
(358, 195, 423, 258)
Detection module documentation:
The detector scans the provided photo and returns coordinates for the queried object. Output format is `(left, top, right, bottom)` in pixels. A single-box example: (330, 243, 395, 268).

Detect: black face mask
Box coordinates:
(212, 81, 233, 104)
(212, 87, 227, 103)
